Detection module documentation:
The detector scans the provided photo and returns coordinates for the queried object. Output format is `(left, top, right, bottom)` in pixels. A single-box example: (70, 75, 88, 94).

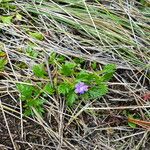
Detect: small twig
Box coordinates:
(86, 105, 150, 110)
(45, 53, 53, 86)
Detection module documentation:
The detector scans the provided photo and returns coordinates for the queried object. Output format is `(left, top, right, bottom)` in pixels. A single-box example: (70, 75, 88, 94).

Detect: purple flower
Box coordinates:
(75, 82, 88, 94)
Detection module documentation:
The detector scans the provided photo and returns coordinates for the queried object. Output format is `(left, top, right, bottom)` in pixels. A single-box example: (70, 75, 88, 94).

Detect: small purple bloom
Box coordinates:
(75, 82, 88, 94)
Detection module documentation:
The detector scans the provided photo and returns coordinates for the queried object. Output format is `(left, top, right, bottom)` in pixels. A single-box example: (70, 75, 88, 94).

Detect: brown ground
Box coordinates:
(0, 70, 150, 150)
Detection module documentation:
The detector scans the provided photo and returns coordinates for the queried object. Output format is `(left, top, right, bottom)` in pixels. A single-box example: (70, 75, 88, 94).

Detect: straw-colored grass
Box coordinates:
(0, 0, 150, 149)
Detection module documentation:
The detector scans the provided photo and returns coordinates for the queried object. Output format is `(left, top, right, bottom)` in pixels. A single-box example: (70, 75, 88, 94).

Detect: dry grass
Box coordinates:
(0, 0, 150, 150)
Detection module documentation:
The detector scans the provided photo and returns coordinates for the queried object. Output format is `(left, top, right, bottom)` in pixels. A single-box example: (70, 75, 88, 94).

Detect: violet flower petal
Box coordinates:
(75, 82, 89, 94)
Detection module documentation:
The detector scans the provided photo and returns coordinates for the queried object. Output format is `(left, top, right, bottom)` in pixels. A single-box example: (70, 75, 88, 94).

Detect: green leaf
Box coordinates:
(35, 106, 45, 116)
(49, 53, 66, 64)
(24, 98, 45, 116)
(33, 64, 47, 78)
(89, 84, 108, 99)
(16, 61, 28, 69)
(0, 16, 13, 24)
(30, 99, 45, 116)
(43, 83, 55, 95)
(0, 58, 7, 71)
(101, 64, 116, 81)
(76, 71, 90, 82)
(73, 58, 84, 64)
(17, 83, 45, 116)
(128, 114, 137, 128)
(26, 45, 38, 58)
(103, 64, 116, 74)
(67, 92, 78, 106)
(57, 55, 66, 63)
(0, 51, 6, 57)
(29, 31, 44, 41)
(49, 52, 57, 64)
(32, 87, 40, 97)
(24, 108, 33, 116)
(16, 83, 34, 100)
(76, 71, 100, 84)
(16, 13, 22, 20)
(27, 98, 44, 107)
(58, 82, 71, 95)
(80, 92, 89, 100)
(101, 73, 114, 82)
(92, 62, 97, 70)
(128, 122, 136, 128)
(60, 62, 76, 76)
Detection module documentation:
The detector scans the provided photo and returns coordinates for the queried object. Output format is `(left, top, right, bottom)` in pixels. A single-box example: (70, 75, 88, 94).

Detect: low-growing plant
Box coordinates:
(0, 15, 13, 24)
(48, 53, 116, 106)
(25, 43, 39, 58)
(32, 63, 47, 78)
(16, 83, 45, 116)
(0, 51, 7, 71)
(29, 31, 44, 41)
(57, 63, 116, 106)
(17, 53, 116, 116)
